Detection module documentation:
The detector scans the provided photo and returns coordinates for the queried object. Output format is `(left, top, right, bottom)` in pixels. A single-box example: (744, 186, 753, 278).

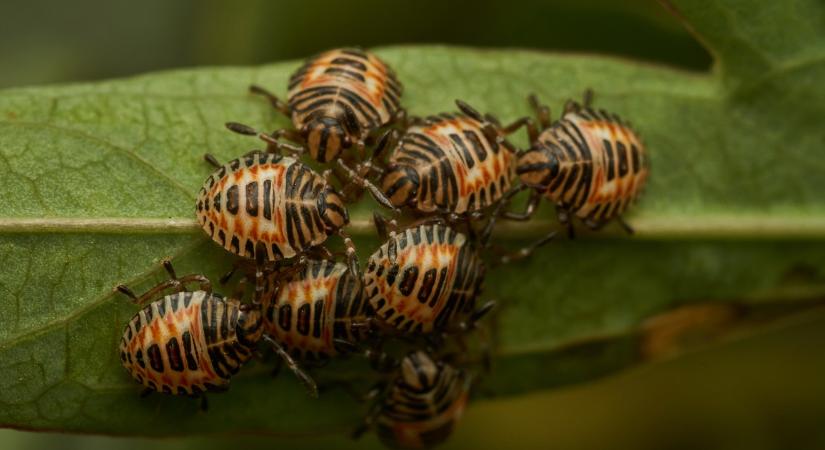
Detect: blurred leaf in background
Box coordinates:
(0, 0, 709, 89)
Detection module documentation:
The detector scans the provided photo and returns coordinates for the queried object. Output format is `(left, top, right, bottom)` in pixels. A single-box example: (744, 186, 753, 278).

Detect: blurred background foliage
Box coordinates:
(2, 0, 823, 449)
(0, 0, 710, 89)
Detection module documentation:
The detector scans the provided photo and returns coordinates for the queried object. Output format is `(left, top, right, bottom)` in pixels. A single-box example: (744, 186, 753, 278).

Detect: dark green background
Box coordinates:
(2, 1, 823, 449)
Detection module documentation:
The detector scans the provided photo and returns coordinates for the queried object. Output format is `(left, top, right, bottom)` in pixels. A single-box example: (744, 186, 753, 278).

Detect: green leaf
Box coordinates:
(1, 0, 824, 436)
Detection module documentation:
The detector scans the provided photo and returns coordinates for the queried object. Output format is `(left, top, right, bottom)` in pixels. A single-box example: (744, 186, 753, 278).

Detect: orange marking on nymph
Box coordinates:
(588, 167, 606, 203)
(613, 177, 625, 201)
(164, 311, 178, 337)
(362, 72, 387, 107)
(232, 219, 244, 236)
(190, 305, 217, 380)
(480, 166, 492, 184)
(274, 209, 284, 240)
(150, 317, 162, 343)
(492, 157, 501, 176)
(321, 281, 335, 348)
(455, 163, 468, 195)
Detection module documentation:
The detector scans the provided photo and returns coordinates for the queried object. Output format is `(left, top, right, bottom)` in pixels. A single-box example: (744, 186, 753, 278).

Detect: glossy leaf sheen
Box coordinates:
(0, 0, 824, 436)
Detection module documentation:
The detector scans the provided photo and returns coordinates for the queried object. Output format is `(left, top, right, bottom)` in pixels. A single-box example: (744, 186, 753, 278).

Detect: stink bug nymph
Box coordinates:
(356, 350, 471, 450)
(237, 48, 404, 164)
(197, 150, 364, 263)
(362, 221, 494, 336)
(261, 258, 372, 363)
(509, 91, 649, 241)
(116, 259, 318, 407)
(378, 100, 529, 226)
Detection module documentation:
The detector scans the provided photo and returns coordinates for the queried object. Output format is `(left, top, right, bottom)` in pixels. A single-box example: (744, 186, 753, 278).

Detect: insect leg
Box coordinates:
(338, 229, 361, 279)
(249, 84, 291, 116)
(556, 206, 575, 238)
(226, 122, 305, 157)
(218, 259, 241, 285)
(480, 186, 538, 246)
(305, 244, 335, 261)
(391, 107, 410, 129)
(617, 215, 635, 235)
(272, 128, 304, 144)
(115, 259, 211, 305)
(468, 300, 496, 328)
(373, 212, 398, 241)
(167, 257, 212, 294)
(498, 231, 557, 265)
(499, 116, 538, 144)
(262, 335, 318, 398)
(336, 158, 398, 212)
(499, 188, 541, 221)
(364, 128, 398, 176)
(527, 94, 552, 132)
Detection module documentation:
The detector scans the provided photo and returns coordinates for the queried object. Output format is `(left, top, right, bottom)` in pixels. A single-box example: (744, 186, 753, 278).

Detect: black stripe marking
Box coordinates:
(331, 57, 367, 71)
(278, 304, 292, 331)
(386, 264, 400, 286)
(429, 267, 449, 307)
(464, 129, 488, 162)
(604, 139, 615, 181)
(312, 300, 324, 338)
(147, 344, 164, 372)
(297, 303, 311, 336)
(449, 134, 475, 168)
(165, 338, 184, 372)
(226, 185, 239, 215)
(246, 182, 259, 216)
(263, 179, 272, 220)
(135, 348, 145, 368)
(182, 331, 198, 370)
(616, 141, 629, 177)
(324, 67, 366, 82)
(418, 268, 438, 304)
(399, 266, 419, 296)
(631, 144, 641, 174)
(156, 298, 167, 319)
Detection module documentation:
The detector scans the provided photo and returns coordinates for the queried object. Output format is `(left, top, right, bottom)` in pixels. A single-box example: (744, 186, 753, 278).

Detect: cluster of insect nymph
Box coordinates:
(114, 47, 648, 449)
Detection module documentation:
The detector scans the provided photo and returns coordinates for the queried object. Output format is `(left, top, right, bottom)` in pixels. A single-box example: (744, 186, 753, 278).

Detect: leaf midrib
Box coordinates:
(0, 216, 824, 238)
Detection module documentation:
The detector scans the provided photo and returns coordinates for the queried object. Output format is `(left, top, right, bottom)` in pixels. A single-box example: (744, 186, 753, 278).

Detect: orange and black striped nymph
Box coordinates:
(262, 259, 370, 362)
(363, 223, 486, 335)
(119, 290, 263, 396)
(512, 93, 648, 237)
(197, 152, 349, 262)
(381, 101, 519, 216)
(117, 261, 319, 400)
(243, 48, 403, 163)
(370, 351, 470, 450)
